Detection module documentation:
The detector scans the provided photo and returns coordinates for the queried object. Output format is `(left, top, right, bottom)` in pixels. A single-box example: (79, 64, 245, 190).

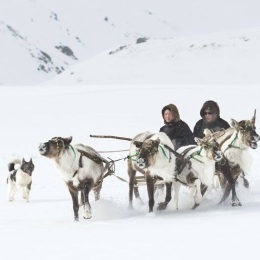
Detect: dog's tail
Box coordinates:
(8, 159, 22, 172)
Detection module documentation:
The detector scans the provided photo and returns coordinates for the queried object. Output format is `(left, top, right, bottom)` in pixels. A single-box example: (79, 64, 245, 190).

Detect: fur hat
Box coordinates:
(200, 100, 220, 118)
(161, 104, 180, 122)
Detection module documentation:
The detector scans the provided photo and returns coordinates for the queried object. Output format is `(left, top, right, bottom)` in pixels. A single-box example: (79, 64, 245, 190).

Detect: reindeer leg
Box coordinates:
(93, 180, 102, 201)
(242, 177, 249, 189)
(128, 161, 136, 210)
(218, 182, 232, 204)
(146, 173, 155, 213)
(201, 183, 208, 196)
(82, 184, 92, 219)
(172, 180, 181, 210)
(134, 186, 144, 205)
(231, 184, 242, 206)
(218, 180, 241, 206)
(157, 182, 172, 210)
(82, 182, 92, 219)
(68, 189, 79, 221)
(128, 175, 136, 209)
(229, 165, 242, 206)
(240, 171, 249, 188)
(79, 191, 84, 206)
(192, 179, 203, 209)
(154, 183, 165, 199)
(217, 162, 234, 204)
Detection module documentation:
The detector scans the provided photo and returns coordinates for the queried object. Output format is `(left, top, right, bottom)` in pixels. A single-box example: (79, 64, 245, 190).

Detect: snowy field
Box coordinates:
(0, 85, 260, 260)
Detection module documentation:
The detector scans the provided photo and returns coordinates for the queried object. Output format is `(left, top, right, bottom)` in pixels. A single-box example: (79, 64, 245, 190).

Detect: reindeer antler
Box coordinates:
(251, 109, 256, 127)
(202, 129, 212, 141)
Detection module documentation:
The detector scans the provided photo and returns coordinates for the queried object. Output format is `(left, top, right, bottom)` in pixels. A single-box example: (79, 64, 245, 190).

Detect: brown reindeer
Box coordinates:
(39, 136, 108, 221)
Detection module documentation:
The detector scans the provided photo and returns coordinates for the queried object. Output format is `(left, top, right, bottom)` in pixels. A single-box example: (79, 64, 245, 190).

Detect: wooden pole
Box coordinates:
(90, 134, 132, 141)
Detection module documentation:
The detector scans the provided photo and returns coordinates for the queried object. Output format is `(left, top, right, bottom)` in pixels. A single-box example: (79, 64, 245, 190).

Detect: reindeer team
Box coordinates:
(6, 106, 260, 221)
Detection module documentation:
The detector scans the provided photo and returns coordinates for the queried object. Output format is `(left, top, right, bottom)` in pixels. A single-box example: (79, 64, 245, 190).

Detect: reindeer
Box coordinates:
(214, 110, 260, 206)
(39, 136, 109, 221)
(127, 132, 176, 213)
(172, 129, 223, 209)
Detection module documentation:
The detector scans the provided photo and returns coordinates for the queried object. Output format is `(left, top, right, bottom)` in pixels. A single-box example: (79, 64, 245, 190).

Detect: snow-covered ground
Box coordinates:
(0, 85, 260, 260)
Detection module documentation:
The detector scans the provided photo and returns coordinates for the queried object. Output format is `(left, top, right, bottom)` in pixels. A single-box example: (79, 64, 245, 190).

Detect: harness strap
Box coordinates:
(175, 146, 203, 175)
(223, 132, 240, 154)
(163, 144, 183, 159)
(76, 149, 104, 165)
(181, 146, 197, 157)
(72, 148, 110, 178)
(159, 144, 168, 158)
(218, 132, 234, 148)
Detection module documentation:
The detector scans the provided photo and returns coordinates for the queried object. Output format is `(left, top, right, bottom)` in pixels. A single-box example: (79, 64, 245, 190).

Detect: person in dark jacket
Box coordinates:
(159, 104, 196, 150)
(193, 100, 230, 139)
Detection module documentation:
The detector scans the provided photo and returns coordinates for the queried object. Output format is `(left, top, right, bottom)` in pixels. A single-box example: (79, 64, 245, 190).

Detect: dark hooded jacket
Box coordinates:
(193, 100, 230, 139)
(159, 104, 196, 149)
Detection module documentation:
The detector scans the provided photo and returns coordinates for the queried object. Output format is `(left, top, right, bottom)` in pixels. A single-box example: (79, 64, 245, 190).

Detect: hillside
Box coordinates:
(1, 0, 260, 85)
(45, 28, 260, 85)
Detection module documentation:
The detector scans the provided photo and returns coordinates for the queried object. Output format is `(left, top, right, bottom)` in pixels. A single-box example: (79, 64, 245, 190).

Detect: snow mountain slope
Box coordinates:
(1, 0, 260, 85)
(46, 28, 260, 85)
(0, 0, 87, 85)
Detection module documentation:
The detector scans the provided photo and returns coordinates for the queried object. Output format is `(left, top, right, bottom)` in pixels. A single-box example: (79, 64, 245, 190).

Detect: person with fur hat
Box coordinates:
(193, 100, 230, 139)
(160, 104, 196, 150)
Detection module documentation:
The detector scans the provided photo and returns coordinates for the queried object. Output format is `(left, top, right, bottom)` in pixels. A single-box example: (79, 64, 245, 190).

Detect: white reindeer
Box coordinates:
(214, 111, 260, 206)
(128, 132, 176, 213)
(173, 129, 223, 209)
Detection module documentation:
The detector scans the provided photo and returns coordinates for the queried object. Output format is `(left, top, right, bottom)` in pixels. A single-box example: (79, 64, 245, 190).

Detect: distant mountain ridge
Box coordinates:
(45, 28, 260, 85)
(1, 0, 259, 85)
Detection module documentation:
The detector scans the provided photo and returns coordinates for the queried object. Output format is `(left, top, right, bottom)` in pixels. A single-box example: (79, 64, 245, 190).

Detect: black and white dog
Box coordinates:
(7, 158, 35, 202)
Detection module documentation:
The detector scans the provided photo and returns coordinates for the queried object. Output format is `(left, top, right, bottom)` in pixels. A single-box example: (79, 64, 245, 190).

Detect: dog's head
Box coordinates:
(21, 158, 35, 176)
(39, 136, 73, 159)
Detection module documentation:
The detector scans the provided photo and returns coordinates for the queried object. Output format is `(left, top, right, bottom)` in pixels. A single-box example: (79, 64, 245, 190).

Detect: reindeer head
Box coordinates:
(195, 129, 223, 161)
(39, 136, 73, 159)
(231, 110, 260, 149)
(133, 138, 160, 169)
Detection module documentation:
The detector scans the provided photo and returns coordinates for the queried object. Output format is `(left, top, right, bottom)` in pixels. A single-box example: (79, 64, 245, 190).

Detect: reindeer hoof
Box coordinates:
(74, 217, 79, 222)
(232, 201, 242, 206)
(192, 203, 200, 209)
(83, 212, 92, 219)
(157, 202, 167, 210)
